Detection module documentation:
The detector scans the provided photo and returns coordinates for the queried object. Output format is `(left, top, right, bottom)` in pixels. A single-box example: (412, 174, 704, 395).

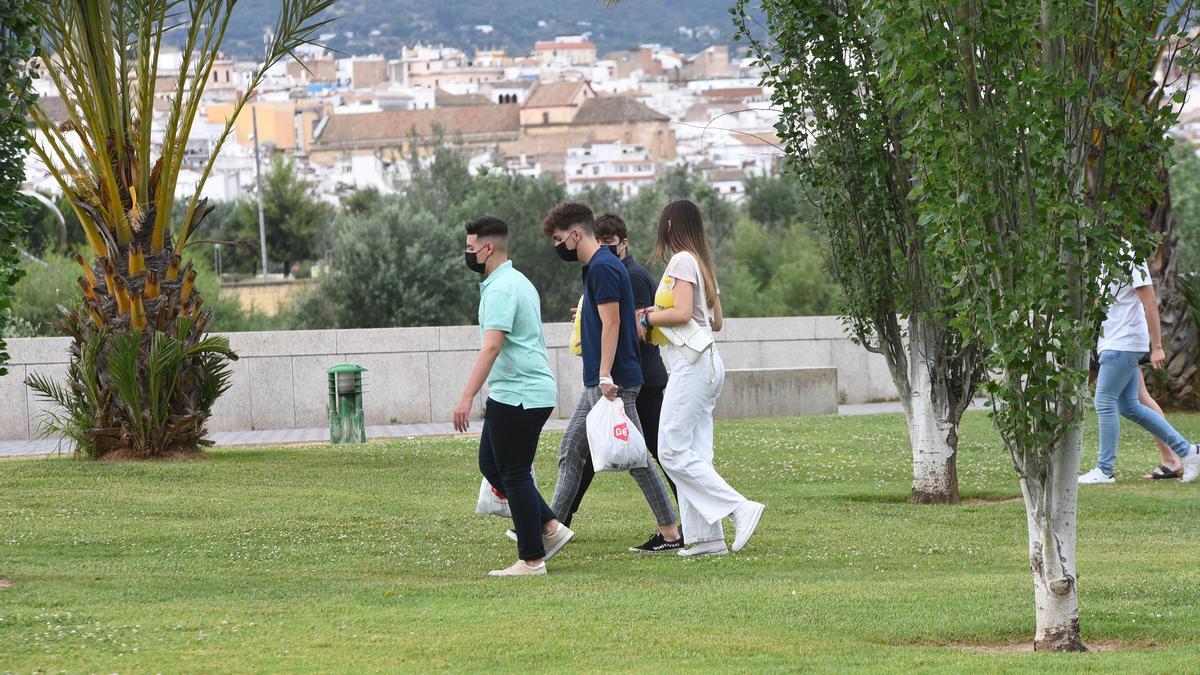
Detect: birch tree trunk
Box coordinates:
(907, 351, 960, 504)
(888, 314, 972, 504)
(1018, 420, 1086, 652)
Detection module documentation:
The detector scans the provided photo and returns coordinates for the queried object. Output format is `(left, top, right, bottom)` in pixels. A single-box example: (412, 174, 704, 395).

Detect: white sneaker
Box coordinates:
(1181, 445, 1200, 483)
(730, 501, 765, 552)
(678, 540, 729, 557)
(541, 524, 575, 561)
(488, 560, 546, 577)
(1078, 467, 1115, 485)
(505, 525, 575, 561)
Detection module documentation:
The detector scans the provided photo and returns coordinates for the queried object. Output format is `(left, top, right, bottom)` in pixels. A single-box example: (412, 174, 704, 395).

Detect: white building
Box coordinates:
(563, 140, 656, 197)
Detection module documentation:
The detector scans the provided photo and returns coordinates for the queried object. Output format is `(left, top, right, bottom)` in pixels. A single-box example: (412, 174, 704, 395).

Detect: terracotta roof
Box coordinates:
(706, 169, 746, 182)
(534, 41, 597, 51)
(523, 80, 590, 108)
(314, 104, 520, 146)
(732, 131, 782, 147)
(572, 96, 668, 125)
(435, 90, 493, 107)
(702, 87, 763, 99)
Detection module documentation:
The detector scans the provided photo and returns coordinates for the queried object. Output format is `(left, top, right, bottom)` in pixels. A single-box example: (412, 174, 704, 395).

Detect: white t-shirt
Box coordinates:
(1097, 260, 1153, 354)
(661, 251, 715, 328)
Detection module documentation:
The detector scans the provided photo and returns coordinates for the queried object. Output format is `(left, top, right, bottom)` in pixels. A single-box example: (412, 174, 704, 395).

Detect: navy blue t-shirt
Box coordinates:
(580, 247, 644, 389)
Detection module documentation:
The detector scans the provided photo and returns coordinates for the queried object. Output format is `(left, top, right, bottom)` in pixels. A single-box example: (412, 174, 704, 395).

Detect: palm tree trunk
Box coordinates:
(1145, 171, 1200, 408)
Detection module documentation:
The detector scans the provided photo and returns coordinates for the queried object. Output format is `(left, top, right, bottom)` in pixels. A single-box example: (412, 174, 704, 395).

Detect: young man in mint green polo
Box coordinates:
(453, 215, 573, 577)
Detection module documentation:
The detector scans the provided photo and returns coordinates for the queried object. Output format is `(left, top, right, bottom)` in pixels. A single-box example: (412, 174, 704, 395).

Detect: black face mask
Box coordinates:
(555, 238, 579, 262)
(606, 244, 621, 257)
(465, 245, 491, 274)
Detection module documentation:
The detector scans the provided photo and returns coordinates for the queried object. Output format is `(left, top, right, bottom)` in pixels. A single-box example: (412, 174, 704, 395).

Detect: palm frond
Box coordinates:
(26, 370, 94, 457)
(178, 0, 338, 248)
(195, 353, 234, 415)
(148, 331, 185, 428)
(186, 335, 236, 360)
(108, 330, 146, 445)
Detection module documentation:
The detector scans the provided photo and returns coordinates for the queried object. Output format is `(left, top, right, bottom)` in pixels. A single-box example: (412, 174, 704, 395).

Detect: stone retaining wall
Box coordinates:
(1, 316, 896, 439)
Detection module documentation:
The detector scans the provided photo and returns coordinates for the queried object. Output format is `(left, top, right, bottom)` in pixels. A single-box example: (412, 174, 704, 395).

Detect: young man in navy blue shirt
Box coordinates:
(565, 213, 678, 536)
(541, 202, 681, 553)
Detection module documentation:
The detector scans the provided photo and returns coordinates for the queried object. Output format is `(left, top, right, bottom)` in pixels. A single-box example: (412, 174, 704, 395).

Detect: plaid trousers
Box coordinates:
(550, 385, 678, 527)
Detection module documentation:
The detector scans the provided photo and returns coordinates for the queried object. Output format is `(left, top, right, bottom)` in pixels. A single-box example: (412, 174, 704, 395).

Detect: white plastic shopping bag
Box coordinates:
(475, 468, 536, 517)
(586, 397, 649, 472)
(476, 478, 511, 517)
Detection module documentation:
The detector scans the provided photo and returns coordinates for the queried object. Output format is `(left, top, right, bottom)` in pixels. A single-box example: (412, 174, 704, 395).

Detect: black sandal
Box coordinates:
(1142, 464, 1181, 480)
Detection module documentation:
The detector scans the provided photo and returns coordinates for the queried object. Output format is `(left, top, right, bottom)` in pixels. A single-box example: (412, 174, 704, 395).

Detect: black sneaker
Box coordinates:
(629, 532, 683, 554)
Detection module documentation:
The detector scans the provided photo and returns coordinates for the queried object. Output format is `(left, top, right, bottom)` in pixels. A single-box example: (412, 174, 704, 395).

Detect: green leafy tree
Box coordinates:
(861, 0, 1188, 650)
(20, 193, 88, 256)
(722, 219, 840, 317)
(736, 0, 985, 508)
(296, 195, 474, 329)
(8, 254, 77, 336)
(743, 174, 814, 233)
(452, 170, 575, 321)
(0, 0, 39, 375)
(231, 155, 332, 277)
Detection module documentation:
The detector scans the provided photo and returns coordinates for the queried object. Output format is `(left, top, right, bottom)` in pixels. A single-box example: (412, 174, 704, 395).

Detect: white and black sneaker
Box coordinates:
(1181, 444, 1200, 483)
(629, 532, 683, 554)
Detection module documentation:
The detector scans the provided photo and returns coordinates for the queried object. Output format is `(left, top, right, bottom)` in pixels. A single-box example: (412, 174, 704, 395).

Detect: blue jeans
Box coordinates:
(1094, 350, 1193, 476)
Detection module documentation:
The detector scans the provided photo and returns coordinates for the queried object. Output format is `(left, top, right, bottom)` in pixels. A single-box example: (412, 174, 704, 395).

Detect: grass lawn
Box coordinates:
(2, 410, 1200, 672)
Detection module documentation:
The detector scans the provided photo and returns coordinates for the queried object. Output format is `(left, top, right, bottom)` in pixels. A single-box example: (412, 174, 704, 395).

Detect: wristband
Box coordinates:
(640, 313, 651, 330)
(598, 376, 614, 386)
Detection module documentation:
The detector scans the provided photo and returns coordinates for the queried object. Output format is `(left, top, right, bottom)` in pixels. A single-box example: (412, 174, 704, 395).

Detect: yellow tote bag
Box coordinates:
(569, 296, 584, 356)
(649, 274, 674, 347)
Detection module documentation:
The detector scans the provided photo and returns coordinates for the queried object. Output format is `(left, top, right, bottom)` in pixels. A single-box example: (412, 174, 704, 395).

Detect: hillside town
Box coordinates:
(25, 34, 783, 207)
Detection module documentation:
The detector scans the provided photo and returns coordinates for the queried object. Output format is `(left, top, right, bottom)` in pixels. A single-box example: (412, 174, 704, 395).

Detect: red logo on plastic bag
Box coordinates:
(491, 486, 507, 501)
(613, 422, 630, 442)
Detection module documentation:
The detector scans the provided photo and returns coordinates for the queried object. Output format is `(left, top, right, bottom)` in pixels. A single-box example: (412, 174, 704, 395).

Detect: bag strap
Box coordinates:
(694, 258, 715, 328)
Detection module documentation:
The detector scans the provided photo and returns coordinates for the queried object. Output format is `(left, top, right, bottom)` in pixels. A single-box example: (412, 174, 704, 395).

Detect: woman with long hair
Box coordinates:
(639, 199, 765, 556)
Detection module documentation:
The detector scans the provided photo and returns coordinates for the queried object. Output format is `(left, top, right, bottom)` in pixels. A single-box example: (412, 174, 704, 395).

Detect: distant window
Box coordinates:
(225, 70, 230, 82)
(731, 185, 738, 192)
(576, 169, 583, 176)
(212, 71, 218, 83)
(426, 63, 430, 71)
(542, 112, 549, 124)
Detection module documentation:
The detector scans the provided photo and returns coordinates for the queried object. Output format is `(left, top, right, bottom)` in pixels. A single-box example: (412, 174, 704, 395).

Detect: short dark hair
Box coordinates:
(465, 216, 508, 239)
(541, 202, 593, 236)
(594, 212, 628, 241)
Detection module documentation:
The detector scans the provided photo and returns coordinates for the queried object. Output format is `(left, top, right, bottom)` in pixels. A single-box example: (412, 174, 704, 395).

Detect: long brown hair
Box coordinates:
(652, 199, 718, 308)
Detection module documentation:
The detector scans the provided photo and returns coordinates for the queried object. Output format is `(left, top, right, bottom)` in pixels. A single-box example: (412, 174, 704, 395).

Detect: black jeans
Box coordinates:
(478, 399, 556, 561)
(564, 383, 675, 527)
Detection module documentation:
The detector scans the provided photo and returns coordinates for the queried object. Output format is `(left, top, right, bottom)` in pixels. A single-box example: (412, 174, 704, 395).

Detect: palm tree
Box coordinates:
(21, 1, 335, 459)
(1145, 171, 1199, 408)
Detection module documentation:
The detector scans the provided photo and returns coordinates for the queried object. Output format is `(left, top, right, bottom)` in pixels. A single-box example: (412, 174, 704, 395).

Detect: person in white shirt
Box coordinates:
(1079, 257, 1200, 484)
(639, 199, 765, 556)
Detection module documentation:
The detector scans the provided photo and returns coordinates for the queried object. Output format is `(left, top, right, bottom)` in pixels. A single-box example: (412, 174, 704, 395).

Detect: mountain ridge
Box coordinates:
(213, 0, 747, 60)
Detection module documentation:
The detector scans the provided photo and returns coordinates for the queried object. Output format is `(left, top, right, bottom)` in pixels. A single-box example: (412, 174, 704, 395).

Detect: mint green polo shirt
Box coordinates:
(478, 261, 557, 410)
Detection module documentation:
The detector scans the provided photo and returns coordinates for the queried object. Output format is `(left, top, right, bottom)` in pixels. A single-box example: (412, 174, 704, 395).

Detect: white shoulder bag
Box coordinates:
(657, 263, 715, 364)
